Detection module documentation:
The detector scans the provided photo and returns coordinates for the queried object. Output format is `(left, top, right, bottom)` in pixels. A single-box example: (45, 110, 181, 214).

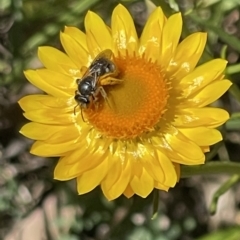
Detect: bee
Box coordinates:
(74, 49, 122, 120)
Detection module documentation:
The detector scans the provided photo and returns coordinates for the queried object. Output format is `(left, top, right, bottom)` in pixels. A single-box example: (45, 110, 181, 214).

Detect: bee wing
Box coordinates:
(77, 49, 113, 84)
(81, 66, 89, 76)
(93, 49, 113, 62)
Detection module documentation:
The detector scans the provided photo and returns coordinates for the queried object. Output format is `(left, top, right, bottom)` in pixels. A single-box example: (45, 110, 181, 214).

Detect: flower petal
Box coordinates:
(159, 12, 182, 67)
(139, 7, 166, 61)
(162, 127, 205, 165)
(31, 139, 81, 157)
(155, 150, 177, 187)
(23, 107, 75, 125)
(60, 31, 89, 68)
(179, 59, 227, 97)
(179, 127, 222, 146)
(101, 158, 132, 200)
(20, 122, 80, 143)
(36, 69, 76, 95)
(77, 158, 109, 194)
(130, 168, 154, 198)
(123, 185, 134, 198)
(175, 107, 230, 128)
(138, 142, 176, 187)
(111, 4, 138, 56)
(167, 32, 207, 79)
(64, 26, 88, 50)
(38, 46, 79, 75)
(24, 70, 71, 97)
(185, 79, 232, 107)
(54, 142, 110, 180)
(154, 182, 169, 191)
(202, 146, 210, 152)
(19, 95, 72, 111)
(100, 159, 122, 193)
(54, 159, 82, 180)
(141, 152, 165, 183)
(85, 11, 112, 57)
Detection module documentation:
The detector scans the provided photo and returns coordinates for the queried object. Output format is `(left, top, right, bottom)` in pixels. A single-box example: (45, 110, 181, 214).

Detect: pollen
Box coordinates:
(84, 54, 169, 139)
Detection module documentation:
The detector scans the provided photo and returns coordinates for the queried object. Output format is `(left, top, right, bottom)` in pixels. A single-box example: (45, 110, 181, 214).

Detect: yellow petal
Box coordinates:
(155, 150, 177, 187)
(130, 168, 154, 198)
(19, 93, 80, 126)
(31, 139, 81, 157)
(179, 127, 222, 146)
(179, 59, 227, 97)
(19, 95, 72, 112)
(123, 185, 134, 198)
(36, 69, 76, 95)
(101, 158, 131, 200)
(167, 32, 207, 79)
(175, 107, 230, 128)
(23, 107, 75, 125)
(38, 46, 79, 75)
(141, 152, 165, 183)
(159, 13, 182, 67)
(24, 70, 71, 97)
(60, 32, 89, 68)
(54, 145, 109, 180)
(138, 141, 176, 187)
(20, 122, 80, 143)
(132, 161, 143, 177)
(85, 11, 112, 57)
(163, 127, 205, 165)
(54, 160, 82, 180)
(185, 79, 232, 107)
(54, 152, 95, 181)
(100, 156, 123, 192)
(154, 182, 169, 191)
(77, 158, 109, 194)
(111, 4, 138, 56)
(202, 146, 210, 152)
(139, 7, 166, 61)
(64, 26, 88, 51)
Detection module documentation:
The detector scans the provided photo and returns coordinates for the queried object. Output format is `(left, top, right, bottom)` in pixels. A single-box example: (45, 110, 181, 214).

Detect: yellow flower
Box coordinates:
(19, 4, 231, 200)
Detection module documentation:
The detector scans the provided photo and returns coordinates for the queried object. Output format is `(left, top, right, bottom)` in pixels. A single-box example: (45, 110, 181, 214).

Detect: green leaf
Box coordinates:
(226, 64, 240, 75)
(189, 14, 240, 53)
(209, 175, 240, 215)
(229, 84, 240, 103)
(197, 227, 240, 240)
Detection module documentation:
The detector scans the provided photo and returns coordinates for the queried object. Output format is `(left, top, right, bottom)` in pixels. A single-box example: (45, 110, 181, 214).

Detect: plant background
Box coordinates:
(1, 0, 240, 239)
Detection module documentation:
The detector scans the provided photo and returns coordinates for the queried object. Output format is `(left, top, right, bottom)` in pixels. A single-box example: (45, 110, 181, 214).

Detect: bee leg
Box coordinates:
(100, 77, 123, 86)
(97, 86, 111, 108)
(98, 86, 107, 99)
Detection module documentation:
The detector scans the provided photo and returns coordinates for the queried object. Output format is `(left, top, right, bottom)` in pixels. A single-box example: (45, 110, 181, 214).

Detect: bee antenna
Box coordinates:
(74, 104, 78, 115)
(74, 104, 86, 122)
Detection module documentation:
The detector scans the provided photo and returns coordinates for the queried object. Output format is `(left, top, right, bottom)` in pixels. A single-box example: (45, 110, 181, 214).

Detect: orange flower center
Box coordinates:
(84, 54, 169, 139)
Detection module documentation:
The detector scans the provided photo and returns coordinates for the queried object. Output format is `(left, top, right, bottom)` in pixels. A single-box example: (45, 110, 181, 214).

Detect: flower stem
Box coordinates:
(181, 162, 240, 178)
